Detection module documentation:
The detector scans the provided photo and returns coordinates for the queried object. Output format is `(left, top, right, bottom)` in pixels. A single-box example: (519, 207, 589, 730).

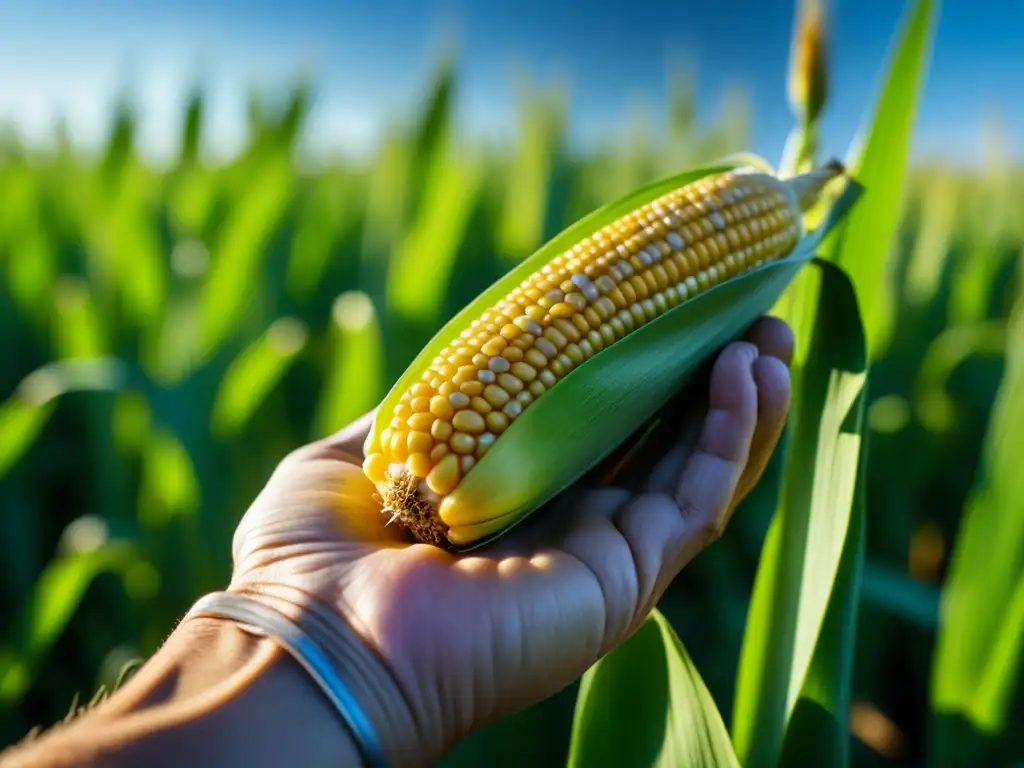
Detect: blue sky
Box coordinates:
(0, 0, 1019, 165)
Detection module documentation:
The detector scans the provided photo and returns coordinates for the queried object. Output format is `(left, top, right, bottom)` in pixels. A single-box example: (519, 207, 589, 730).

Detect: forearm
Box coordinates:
(2, 617, 361, 767)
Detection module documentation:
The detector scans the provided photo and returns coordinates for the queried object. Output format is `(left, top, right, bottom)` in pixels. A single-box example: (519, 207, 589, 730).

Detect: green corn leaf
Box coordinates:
(370, 160, 859, 548)
(732, 261, 868, 768)
(0, 397, 56, 480)
(361, 131, 414, 260)
(198, 151, 294, 358)
(904, 168, 957, 308)
(314, 292, 386, 439)
(286, 171, 360, 299)
(178, 87, 204, 169)
(169, 164, 219, 235)
(567, 609, 740, 768)
(913, 322, 1006, 434)
(947, 115, 1016, 326)
(734, 5, 936, 756)
(6, 220, 57, 326)
(138, 427, 201, 528)
(53, 276, 107, 359)
(211, 317, 308, 437)
(0, 359, 125, 479)
(0, 542, 140, 707)
(495, 78, 564, 262)
(386, 147, 484, 324)
(109, 171, 167, 330)
(929, 275, 1024, 764)
(818, 0, 938, 358)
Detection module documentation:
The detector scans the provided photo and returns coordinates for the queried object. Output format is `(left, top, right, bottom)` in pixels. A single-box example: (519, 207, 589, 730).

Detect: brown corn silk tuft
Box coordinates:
(379, 470, 447, 546)
(364, 163, 844, 545)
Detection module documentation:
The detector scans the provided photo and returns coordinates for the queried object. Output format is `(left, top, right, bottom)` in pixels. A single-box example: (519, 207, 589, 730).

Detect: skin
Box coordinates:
(3, 315, 794, 768)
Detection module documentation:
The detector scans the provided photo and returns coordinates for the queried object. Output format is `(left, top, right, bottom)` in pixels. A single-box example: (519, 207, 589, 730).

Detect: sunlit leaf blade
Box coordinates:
(6, 220, 57, 326)
(567, 610, 740, 768)
(930, 274, 1024, 762)
(913, 322, 1006, 433)
(0, 359, 125, 478)
(732, 261, 868, 768)
(386, 148, 483, 323)
(363, 58, 454, 262)
(904, 168, 957, 307)
(138, 428, 202, 529)
(495, 78, 564, 262)
(314, 293, 385, 438)
(0, 398, 55, 479)
(211, 317, 308, 437)
(361, 132, 414, 259)
(286, 171, 360, 299)
(178, 87, 204, 169)
(779, 434, 866, 767)
(198, 151, 294, 358)
(0, 542, 140, 706)
(818, 0, 938, 358)
(169, 165, 218, 235)
(110, 175, 167, 329)
(53, 276, 107, 359)
(947, 115, 1015, 326)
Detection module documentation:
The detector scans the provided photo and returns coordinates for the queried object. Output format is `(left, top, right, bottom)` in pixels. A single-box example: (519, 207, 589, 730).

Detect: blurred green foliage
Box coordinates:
(1, 6, 1023, 764)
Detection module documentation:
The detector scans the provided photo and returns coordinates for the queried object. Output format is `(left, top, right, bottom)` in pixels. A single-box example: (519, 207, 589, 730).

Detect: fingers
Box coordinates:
(670, 340, 759, 531)
(641, 408, 704, 495)
(734, 355, 792, 501)
(642, 316, 792, 495)
(612, 340, 761, 606)
(744, 315, 794, 366)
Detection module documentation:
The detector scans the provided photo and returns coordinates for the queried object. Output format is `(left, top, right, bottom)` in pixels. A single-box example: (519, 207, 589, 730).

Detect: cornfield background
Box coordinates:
(2, 0, 1023, 764)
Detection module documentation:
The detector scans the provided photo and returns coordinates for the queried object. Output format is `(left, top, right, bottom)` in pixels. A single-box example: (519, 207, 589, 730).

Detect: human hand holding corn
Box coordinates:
(218, 313, 793, 765)
(0, 317, 792, 768)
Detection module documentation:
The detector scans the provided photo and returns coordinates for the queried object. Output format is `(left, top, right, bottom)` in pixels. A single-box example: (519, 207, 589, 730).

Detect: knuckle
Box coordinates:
(698, 514, 727, 547)
(277, 443, 317, 472)
(677, 496, 726, 547)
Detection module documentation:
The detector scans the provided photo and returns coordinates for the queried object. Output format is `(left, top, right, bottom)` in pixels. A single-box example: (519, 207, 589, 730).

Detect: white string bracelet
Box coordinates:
(186, 591, 387, 767)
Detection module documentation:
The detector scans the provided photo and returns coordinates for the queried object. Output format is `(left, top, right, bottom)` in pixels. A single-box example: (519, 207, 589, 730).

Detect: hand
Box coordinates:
(228, 315, 795, 765)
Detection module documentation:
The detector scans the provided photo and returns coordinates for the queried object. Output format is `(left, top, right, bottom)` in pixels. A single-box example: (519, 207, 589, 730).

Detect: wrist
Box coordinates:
(225, 581, 434, 767)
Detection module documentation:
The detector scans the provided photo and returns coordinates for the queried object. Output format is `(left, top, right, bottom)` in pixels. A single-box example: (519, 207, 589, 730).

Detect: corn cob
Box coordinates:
(364, 161, 845, 547)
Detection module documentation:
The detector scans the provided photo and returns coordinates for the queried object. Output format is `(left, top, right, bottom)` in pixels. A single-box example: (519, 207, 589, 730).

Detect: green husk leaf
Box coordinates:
(446, 180, 860, 549)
